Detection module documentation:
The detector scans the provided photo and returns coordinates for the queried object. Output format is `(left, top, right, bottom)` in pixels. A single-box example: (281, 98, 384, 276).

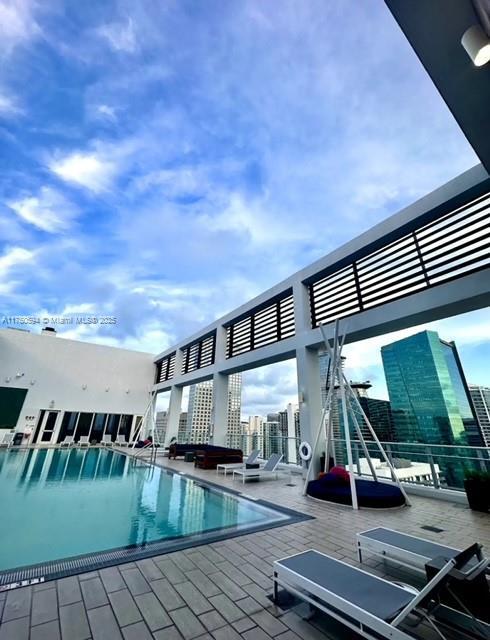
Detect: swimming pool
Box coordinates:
(0, 448, 308, 586)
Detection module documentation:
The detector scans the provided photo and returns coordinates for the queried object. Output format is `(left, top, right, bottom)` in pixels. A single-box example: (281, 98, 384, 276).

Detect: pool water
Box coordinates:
(0, 448, 288, 574)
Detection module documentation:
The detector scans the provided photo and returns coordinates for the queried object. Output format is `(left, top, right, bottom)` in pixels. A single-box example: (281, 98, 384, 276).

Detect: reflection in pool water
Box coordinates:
(0, 448, 286, 573)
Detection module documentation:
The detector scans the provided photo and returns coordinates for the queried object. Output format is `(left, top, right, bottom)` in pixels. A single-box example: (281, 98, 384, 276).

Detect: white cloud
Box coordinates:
(49, 151, 116, 193)
(8, 187, 79, 232)
(0, 246, 37, 296)
(133, 168, 209, 199)
(0, 0, 40, 54)
(0, 90, 23, 117)
(96, 104, 117, 120)
(61, 302, 96, 315)
(97, 18, 137, 53)
(200, 194, 311, 247)
(0, 246, 35, 275)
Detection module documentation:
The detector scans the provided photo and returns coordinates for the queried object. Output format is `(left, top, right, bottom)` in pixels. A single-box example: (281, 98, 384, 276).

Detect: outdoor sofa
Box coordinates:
(168, 443, 243, 469)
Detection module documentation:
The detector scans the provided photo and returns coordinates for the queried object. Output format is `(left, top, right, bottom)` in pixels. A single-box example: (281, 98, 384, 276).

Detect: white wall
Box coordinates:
(0, 328, 155, 439)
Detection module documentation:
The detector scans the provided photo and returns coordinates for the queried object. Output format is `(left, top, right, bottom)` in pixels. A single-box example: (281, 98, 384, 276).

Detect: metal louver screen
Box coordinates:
(181, 333, 216, 375)
(155, 352, 176, 384)
(226, 291, 295, 358)
(310, 192, 490, 327)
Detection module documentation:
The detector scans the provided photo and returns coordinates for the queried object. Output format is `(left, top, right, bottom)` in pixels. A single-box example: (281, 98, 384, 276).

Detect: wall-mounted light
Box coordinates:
(4, 377, 11, 383)
(15, 372, 25, 378)
(82, 384, 87, 390)
(105, 387, 110, 392)
(125, 389, 130, 394)
(49, 400, 55, 408)
(30, 380, 36, 385)
(462, 24, 490, 66)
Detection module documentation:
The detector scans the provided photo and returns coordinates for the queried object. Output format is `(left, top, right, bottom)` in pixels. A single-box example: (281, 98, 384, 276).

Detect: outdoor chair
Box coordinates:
(0, 432, 14, 448)
(357, 527, 462, 573)
(273, 545, 489, 640)
(115, 435, 129, 447)
(78, 436, 90, 447)
(60, 435, 74, 447)
(232, 453, 283, 483)
(216, 449, 261, 475)
(100, 434, 113, 446)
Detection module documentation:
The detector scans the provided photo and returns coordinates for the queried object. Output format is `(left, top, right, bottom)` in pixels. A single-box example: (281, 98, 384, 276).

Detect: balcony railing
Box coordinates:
(240, 435, 490, 492)
(171, 432, 490, 492)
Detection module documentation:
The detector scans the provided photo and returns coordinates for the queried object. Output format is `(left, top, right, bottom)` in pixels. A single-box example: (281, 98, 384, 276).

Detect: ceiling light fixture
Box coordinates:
(462, 0, 490, 66)
(462, 24, 490, 66)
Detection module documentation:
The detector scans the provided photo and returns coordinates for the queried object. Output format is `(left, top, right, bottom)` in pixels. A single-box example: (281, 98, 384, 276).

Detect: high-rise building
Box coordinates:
(155, 410, 168, 443)
(261, 413, 282, 459)
(337, 382, 395, 443)
(468, 385, 490, 447)
(226, 374, 243, 449)
(278, 404, 300, 464)
(245, 416, 264, 454)
(358, 395, 394, 442)
(186, 381, 213, 442)
(185, 374, 242, 444)
(381, 330, 479, 446)
(319, 351, 348, 462)
(178, 411, 188, 442)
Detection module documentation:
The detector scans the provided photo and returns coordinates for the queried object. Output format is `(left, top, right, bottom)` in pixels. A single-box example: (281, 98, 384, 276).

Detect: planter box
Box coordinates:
(464, 478, 490, 513)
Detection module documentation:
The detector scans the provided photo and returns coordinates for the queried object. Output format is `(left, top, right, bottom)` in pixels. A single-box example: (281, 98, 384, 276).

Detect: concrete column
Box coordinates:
(210, 325, 229, 446)
(210, 372, 230, 446)
(164, 385, 183, 446)
(293, 280, 323, 476)
(296, 345, 322, 476)
(164, 348, 184, 446)
(286, 403, 298, 464)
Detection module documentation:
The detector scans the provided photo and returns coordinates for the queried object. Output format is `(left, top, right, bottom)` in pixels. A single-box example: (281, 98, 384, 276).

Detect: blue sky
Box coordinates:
(1, 0, 488, 415)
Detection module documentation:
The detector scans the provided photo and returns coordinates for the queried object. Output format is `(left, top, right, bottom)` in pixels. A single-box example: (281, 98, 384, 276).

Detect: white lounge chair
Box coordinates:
(100, 434, 113, 446)
(115, 435, 129, 447)
(217, 449, 261, 475)
(273, 545, 489, 640)
(233, 453, 283, 484)
(60, 435, 74, 447)
(78, 436, 90, 447)
(0, 432, 14, 448)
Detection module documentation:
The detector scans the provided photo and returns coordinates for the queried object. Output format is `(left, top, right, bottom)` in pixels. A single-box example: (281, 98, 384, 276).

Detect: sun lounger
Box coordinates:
(233, 453, 283, 484)
(216, 449, 261, 475)
(60, 435, 74, 447)
(273, 545, 489, 639)
(357, 527, 463, 573)
(115, 435, 129, 447)
(100, 434, 113, 446)
(0, 432, 14, 448)
(78, 436, 90, 447)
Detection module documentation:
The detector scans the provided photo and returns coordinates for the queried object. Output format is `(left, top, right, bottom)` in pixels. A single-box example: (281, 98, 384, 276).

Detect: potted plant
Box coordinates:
(463, 469, 490, 512)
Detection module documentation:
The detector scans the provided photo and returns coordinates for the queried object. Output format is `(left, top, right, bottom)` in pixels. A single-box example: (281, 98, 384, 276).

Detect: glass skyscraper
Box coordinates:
(381, 330, 479, 446)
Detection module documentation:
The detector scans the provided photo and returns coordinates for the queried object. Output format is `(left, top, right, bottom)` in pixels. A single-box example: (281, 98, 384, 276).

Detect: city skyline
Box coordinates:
(157, 322, 488, 455)
(238, 308, 489, 418)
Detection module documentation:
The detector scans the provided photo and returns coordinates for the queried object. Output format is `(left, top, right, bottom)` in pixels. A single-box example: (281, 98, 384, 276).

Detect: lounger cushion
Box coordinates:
(276, 550, 414, 621)
(307, 477, 405, 508)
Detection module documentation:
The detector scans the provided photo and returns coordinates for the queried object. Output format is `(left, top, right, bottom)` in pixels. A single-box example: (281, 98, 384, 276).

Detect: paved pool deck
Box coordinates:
(1, 451, 488, 640)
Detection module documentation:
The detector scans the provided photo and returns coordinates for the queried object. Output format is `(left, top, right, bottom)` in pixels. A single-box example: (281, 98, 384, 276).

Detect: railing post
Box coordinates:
(425, 446, 440, 489)
(354, 442, 361, 476)
(385, 443, 393, 466)
(476, 449, 489, 473)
